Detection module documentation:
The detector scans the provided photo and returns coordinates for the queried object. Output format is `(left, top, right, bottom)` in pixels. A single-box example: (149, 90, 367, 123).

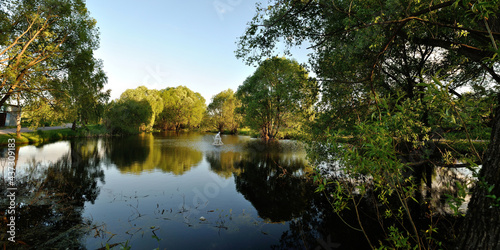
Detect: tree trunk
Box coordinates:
(458, 102, 500, 249)
(218, 123, 224, 133)
(16, 107, 21, 138)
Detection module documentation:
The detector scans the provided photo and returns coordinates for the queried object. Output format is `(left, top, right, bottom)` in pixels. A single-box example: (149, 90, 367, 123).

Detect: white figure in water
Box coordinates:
(213, 132, 223, 145)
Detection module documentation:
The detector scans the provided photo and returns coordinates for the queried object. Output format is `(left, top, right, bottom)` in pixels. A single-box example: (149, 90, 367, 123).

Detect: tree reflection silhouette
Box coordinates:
(234, 149, 309, 222)
(205, 150, 243, 178)
(108, 133, 203, 175)
(0, 139, 105, 249)
(230, 140, 371, 249)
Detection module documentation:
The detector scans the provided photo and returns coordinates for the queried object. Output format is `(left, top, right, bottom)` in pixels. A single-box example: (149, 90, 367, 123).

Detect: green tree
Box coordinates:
(236, 57, 317, 140)
(22, 94, 66, 128)
(156, 86, 206, 131)
(104, 99, 152, 134)
(237, 0, 500, 248)
(120, 86, 163, 129)
(42, 49, 110, 130)
(0, 0, 100, 107)
(207, 89, 242, 133)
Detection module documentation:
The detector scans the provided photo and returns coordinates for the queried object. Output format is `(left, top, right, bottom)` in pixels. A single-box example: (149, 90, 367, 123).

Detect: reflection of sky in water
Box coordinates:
(84, 160, 281, 249)
(18, 141, 70, 165)
(80, 134, 303, 249)
(0, 134, 366, 249)
(0, 141, 70, 176)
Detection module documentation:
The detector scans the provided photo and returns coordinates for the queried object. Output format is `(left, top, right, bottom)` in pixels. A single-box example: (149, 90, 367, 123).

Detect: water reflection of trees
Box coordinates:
(272, 191, 372, 250)
(414, 165, 474, 214)
(107, 135, 150, 168)
(204, 139, 372, 249)
(234, 149, 309, 222)
(107, 133, 203, 175)
(314, 162, 470, 247)
(0, 139, 105, 249)
(205, 150, 243, 178)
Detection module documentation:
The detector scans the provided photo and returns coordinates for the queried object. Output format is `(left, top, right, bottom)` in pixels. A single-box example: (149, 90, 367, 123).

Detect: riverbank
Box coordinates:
(0, 124, 109, 147)
(203, 127, 305, 140)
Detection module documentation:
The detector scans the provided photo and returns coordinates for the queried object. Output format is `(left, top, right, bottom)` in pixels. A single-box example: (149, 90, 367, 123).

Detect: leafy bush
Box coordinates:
(104, 99, 153, 134)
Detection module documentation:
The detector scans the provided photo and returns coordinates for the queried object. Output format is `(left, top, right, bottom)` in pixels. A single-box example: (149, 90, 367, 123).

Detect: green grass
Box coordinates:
(0, 124, 110, 147)
(78, 124, 109, 136)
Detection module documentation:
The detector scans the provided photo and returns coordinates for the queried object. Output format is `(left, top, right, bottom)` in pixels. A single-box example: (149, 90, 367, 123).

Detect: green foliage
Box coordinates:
(312, 95, 432, 248)
(156, 86, 206, 131)
(44, 49, 110, 127)
(120, 86, 163, 128)
(445, 181, 468, 215)
(478, 179, 500, 207)
(23, 100, 68, 128)
(0, 129, 75, 146)
(0, 0, 101, 108)
(104, 99, 153, 134)
(236, 57, 318, 140)
(1, 0, 108, 135)
(207, 89, 242, 133)
(238, 1, 500, 247)
(102, 85, 206, 133)
(378, 226, 412, 250)
(310, 80, 489, 248)
(0, 124, 108, 146)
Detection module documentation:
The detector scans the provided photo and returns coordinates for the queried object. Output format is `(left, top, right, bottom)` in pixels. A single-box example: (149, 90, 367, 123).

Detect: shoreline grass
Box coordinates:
(0, 124, 110, 147)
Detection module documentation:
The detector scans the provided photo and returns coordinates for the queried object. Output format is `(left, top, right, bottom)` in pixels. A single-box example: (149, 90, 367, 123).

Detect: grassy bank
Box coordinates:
(203, 127, 305, 140)
(0, 124, 109, 147)
(203, 127, 257, 137)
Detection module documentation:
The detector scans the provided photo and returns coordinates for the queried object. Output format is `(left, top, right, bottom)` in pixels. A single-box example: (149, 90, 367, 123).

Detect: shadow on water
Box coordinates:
(205, 139, 370, 249)
(0, 139, 105, 249)
(0, 133, 474, 249)
(234, 151, 308, 222)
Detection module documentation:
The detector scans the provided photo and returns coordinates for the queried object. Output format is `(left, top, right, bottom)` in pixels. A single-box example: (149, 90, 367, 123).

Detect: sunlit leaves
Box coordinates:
(1, 0, 104, 129)
(121, 86, 163, 129)
(207, 89, 242, 133)
(105, 99, 153, 134)
(156, 86, 206, 131)
(236, 57, 318, 139)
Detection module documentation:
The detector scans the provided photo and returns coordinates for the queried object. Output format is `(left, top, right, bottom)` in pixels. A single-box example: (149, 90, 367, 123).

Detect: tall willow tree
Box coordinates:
(0, 0, 101, 107)
(120, 86, 163, 129)
(207, 89, 242, 133)
(44, 49, 110, 129)
(237, 0, 500, 248)
(157, 86, 206, 131)
(104, 98, 152, 134)
(236, 57, 318, 140)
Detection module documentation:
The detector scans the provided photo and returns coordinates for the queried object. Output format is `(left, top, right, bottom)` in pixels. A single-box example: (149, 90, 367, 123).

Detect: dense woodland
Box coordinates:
(2, 0, 500, 249)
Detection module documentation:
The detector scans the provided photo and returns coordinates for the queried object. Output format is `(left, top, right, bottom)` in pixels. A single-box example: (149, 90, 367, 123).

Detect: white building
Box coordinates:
(0, 104, 21, 127)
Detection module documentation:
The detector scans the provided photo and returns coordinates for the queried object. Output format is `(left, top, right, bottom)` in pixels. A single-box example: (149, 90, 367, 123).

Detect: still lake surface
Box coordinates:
(1, 132, 368, 249)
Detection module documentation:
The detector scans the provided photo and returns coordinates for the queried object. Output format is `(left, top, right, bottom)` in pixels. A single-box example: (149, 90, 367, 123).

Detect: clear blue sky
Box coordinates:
(85, 0, 308, 104)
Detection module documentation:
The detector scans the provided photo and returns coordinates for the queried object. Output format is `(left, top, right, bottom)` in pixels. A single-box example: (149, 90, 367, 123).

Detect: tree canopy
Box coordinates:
(103, 85, 206, 134)
(237, 0, 500, 248)
(0, 0, 101, 107)
(120, 86, 163, 129)
(207, 89, 242, 133)
(236, 57, 318, 140)
(104, 98, 152, 134)
(157, 86, 206, 131)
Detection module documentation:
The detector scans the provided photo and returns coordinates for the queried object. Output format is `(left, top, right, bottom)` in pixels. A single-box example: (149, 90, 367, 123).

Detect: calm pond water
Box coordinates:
(1, 132, 369, 249)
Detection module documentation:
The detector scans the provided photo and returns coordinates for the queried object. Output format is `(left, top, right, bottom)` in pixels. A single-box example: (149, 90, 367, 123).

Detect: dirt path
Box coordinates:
(0, 123, 73, 135)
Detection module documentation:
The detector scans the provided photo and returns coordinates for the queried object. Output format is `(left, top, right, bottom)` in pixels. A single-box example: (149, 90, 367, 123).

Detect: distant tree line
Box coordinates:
(104, 57, 318, 139)
(104, 85, 206, 134)
(0, 1, 316, 139)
